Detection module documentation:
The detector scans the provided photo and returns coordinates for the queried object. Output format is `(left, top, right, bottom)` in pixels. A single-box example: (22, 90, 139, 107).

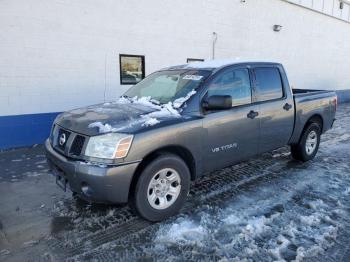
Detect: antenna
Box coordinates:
(212, 32, 218, 59)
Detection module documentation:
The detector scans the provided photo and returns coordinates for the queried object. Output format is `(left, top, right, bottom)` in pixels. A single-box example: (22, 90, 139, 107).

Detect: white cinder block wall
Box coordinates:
(1, 0, 350, 117)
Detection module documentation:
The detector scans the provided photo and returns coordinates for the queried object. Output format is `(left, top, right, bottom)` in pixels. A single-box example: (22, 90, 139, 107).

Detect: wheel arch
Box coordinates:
(128, 145, 196, 201)
(290, 114, 323, 161)
(294, 114, 324, 145)
(290, 113, 324, 145)
(305, 114, 324, 133)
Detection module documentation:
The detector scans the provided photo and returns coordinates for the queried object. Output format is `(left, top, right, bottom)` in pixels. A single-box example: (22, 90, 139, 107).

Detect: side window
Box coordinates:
(254, 67, 283, 102)
(207, 68, 252, 107)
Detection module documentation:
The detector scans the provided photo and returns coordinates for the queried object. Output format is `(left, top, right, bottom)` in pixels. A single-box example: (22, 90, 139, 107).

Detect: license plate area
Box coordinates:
(53, 166, 68, 192)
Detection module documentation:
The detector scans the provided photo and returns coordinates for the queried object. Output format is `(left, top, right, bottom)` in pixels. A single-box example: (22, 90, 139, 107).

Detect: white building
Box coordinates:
(0, 0, 349, 149)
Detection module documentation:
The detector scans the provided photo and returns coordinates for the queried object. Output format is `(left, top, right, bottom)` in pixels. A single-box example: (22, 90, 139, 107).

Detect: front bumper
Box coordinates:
(45, 139, 140, 203)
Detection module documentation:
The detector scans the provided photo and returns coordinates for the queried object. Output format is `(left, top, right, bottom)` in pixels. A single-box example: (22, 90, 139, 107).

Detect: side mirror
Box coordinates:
(202, 95, 232, 110)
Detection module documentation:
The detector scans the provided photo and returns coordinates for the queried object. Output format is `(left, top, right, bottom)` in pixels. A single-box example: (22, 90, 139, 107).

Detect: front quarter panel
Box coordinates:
(124, 117, 204, 177)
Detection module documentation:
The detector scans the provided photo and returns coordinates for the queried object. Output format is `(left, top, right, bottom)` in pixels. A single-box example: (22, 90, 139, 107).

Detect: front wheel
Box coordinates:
(291, 122, 321, 162)
(132, 154, 190, 222)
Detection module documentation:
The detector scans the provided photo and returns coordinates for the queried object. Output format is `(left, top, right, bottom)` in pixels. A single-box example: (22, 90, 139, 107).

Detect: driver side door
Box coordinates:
(202, 66, 260, 172)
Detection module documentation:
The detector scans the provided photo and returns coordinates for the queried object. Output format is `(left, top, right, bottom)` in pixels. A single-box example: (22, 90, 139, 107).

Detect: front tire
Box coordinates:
(291, 122, 321, 162)
(133, 154, 190, 222)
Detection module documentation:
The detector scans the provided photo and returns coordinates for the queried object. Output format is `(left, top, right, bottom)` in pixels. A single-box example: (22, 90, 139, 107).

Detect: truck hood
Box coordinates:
(55, 101, 185, 136)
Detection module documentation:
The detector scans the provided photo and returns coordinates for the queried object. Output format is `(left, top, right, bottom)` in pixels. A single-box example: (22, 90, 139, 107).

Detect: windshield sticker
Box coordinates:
(182, 75, 204, 81)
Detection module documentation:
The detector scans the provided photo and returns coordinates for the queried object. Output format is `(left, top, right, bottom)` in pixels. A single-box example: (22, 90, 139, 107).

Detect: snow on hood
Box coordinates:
(88, 122, 117, 133)
(87, 92, 195, 134)
(56, 91, 197, 136)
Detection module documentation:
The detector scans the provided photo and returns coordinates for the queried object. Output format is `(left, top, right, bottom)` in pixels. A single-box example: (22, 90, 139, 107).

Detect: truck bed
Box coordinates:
(289, 89, 337, 145)
(292, 88, 333, 97)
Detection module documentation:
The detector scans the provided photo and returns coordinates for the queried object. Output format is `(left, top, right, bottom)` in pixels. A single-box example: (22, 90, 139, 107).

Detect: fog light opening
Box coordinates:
(81, 182, 93, 197)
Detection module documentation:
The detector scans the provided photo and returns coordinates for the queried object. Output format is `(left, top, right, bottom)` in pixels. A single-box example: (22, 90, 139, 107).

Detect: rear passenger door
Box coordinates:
(202, 66, 260, 172)
(252, 66, 294, 153)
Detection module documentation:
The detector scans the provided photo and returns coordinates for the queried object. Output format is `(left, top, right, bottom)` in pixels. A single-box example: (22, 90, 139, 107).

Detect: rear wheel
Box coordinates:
(291, 122, 321, 162)
(132, 154, 190, 222)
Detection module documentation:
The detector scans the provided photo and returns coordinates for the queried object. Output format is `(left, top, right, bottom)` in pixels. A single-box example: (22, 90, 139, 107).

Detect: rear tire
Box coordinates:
(132, 154, 190, 222)
(291, 122, 321, 162)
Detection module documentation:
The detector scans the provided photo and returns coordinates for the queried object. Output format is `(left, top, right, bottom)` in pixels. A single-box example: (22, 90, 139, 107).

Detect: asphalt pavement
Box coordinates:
(0, 104, 350, 262)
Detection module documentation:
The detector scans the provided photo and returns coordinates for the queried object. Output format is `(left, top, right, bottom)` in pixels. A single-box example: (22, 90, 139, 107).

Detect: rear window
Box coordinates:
(254, 68, 283, 102)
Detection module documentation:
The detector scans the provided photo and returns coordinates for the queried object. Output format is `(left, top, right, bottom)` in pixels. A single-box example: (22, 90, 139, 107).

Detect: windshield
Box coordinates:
(123, 70, 211, 104)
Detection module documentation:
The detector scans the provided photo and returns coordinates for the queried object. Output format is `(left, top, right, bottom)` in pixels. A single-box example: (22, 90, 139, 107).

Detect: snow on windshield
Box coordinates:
(172, 90, 196, 109)
(140, 101, 180, 127)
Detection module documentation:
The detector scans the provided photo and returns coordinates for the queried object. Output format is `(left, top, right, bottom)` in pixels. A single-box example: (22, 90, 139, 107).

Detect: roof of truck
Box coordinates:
(163, 59, 280, 71)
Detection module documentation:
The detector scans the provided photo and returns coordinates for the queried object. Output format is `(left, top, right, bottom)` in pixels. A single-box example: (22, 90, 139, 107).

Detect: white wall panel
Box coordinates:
(341, 3, 350, 21)
(300, 0, 313, 8)
(333, 0, 343, 18)
(313, 0, 325, 11)
(323, 0, 336, 15)
(0, 0, 350, 116)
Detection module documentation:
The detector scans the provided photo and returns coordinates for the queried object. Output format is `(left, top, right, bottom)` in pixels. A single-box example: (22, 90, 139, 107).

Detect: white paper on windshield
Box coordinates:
(182, 75, 203, 81)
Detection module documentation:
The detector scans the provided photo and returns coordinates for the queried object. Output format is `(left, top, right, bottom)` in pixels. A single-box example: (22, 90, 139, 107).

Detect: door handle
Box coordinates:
(283, 103, 292, 111)
(247, 110, 259, 119)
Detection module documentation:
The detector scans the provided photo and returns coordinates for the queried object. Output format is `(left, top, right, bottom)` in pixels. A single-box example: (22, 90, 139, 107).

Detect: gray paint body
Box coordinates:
(45, 62, 337, 203)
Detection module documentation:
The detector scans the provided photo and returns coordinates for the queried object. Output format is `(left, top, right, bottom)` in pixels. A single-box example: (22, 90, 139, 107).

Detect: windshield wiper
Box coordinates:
(122, 95, 162, 106)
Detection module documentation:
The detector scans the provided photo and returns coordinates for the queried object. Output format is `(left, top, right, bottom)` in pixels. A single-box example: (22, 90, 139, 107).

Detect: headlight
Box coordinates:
(85, 133, 133, 159)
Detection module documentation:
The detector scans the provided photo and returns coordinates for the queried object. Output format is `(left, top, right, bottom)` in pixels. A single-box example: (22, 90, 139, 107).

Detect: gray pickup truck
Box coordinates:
(45, 61, 337, 221)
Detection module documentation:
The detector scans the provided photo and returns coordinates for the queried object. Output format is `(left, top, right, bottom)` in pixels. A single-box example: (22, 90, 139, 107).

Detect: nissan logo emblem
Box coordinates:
(59, 133, 66, 146)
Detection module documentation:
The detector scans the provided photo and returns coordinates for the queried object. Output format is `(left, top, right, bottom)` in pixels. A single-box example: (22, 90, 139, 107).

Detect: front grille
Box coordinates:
(70, 135, 86, 156)
(51, 125, 87, 158)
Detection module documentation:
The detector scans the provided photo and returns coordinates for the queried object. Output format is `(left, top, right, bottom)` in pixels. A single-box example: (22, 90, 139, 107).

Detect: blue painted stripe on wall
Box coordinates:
(0, 112, 60, 150)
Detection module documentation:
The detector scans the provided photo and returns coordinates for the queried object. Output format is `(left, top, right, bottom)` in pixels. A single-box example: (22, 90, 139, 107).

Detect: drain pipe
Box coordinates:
(212, 32, 217, 59)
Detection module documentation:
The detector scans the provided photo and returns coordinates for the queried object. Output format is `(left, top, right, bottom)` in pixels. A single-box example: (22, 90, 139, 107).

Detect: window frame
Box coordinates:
(251, 66, 286, 104)
(203, 65, 254, 110)
(119, 54, 145, 85)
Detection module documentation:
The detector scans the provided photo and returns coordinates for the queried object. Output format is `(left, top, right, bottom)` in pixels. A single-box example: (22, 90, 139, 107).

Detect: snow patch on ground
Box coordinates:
(0, 249, 10, 257)
(344, 187, 350, 195)
(155, 218, 208, 244)
(22, 240, 39, 248)
(299, 214, 321, 226)
(272, 152, 291, 158)
(323, 133, 350, 146)
(26, 172, 43, 177)
(147, 155, 347, 261)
